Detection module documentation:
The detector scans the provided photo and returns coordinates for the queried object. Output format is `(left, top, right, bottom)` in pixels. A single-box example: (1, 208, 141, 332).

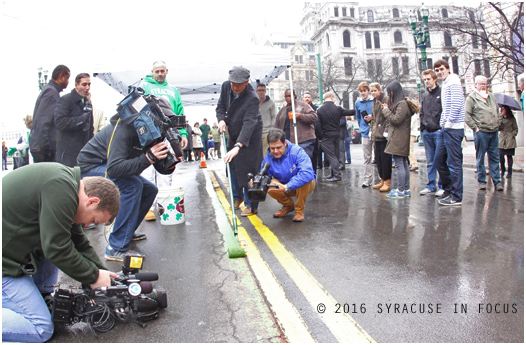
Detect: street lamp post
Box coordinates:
(38, 67, 48, 90)
(409, 5, 430, 73)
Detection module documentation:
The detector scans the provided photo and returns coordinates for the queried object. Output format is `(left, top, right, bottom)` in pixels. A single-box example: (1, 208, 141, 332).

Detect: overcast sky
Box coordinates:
(0, 0, 480, 133)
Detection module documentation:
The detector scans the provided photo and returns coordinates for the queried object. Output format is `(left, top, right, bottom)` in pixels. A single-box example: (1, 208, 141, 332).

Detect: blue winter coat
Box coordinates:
(262, 140, 315, 191)
(355, 97, 374, 137)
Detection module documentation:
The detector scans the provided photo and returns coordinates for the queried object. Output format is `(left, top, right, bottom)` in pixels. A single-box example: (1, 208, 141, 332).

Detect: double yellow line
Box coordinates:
(209, 171, 375, 343)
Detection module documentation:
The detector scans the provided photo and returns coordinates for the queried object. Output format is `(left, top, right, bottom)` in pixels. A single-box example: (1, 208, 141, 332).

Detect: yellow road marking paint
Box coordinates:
(209, 171, 315, 343)
(249, 216, 376, 343)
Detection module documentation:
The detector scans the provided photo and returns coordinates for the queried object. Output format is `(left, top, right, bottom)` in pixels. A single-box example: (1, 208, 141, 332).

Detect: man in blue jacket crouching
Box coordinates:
(262, 128, 316, 222)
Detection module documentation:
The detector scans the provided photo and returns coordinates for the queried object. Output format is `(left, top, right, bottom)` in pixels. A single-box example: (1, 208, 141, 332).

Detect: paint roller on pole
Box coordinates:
(222, 132, 246, 258)
(288, 66, 299, 144)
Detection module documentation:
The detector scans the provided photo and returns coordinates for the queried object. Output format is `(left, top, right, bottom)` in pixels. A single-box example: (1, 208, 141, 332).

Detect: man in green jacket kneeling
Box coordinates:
(2, 163, 120, 342)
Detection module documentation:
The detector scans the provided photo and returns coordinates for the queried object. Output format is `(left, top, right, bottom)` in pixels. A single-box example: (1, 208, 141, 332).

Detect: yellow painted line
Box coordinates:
(248, 216, 376, 343)
(209, 171, 315, 343)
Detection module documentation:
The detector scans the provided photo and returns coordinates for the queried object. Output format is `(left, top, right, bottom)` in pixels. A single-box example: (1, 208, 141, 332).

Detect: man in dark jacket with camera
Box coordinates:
(419, 69, 447, 197)
(77, 111, 169, 261)
(54, 73, 94, 167)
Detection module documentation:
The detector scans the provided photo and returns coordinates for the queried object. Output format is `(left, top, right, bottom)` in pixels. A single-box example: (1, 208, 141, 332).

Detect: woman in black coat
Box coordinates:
(216, 67, 263, 216)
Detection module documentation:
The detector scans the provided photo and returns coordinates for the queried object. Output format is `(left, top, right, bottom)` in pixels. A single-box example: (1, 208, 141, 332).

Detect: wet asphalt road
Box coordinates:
(47, 148, 523, 343)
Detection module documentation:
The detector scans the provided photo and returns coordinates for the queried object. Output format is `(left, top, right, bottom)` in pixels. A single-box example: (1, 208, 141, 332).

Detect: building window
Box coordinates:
(468, 10, 475, 23)
(452, 56, 459, 74)
(394, 31, 403, 43)
(367, 59, 374, 73)
(270, 88, 274, 100)
(442, 56, 450, 62)
(350, 8, 355, 18)
(472, 34, 479, 49)
(365, 32, 372, 49)
(310, 55, 316, 63)
(344, 57, 353, 75)
(392, 57, 400, 75)
(342, 7, 347, 17)
(483, 59, 491, 77)
(444, 32, 452, 47)
(334, 7, 339, 17)
(343, 93, 350, 109)
(427, 58, 433, 70)
(367, 10, 374, 22)
(374, 31, 380, 48)
(343, 30, 351, 47)
(376, 59, 382, 73)
(285, 70, 293, 81)
(442, 8, 448, 18)
(393, 8, 400, 18)
(481, 31, 488, 49)
(474, 59, 482, 76)
(295, 55, 303, 64)
(402, 57, 409, 75)
(326, 33, 330, 49)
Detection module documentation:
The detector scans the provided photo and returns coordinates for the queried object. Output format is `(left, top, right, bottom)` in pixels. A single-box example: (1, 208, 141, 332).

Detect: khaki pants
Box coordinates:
(262, 132, 269, 156)
(268, 178, 316, 213)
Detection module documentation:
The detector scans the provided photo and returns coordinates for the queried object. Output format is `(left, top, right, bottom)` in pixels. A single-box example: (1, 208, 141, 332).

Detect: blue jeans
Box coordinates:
(393, 155, 409, 191)
(2, 157, 7, 170)
(422, 130, 444, 191)
(83, 165, 157, 252)
(2, 257, 58, 342)
(344, 136, 352, 163)
(443, 128, 464, 202)
(474, 131, 501, 186)
(229, 163, 258, 210)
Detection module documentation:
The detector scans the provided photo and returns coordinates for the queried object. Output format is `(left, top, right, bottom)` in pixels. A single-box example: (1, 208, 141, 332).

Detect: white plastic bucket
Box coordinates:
(157, 186, 184, 225)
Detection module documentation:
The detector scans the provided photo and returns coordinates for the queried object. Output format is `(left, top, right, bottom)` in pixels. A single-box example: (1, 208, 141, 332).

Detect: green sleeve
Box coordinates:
(39, 180, 101, 284)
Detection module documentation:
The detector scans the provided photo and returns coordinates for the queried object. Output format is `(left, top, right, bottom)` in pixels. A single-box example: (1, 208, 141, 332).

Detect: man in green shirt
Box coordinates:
(199, 118, 211, 159)
(2, 163, 120, 342)
(140, 60, 187, 221)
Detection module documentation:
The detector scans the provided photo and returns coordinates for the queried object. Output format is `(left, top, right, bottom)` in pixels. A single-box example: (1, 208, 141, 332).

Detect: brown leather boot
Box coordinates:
(373, 179, 384, 189)
(379, 178, 391, 192)
(273, 205, 294, 218)
(292, 212, 305, 222)
(233, 199, 243, 210)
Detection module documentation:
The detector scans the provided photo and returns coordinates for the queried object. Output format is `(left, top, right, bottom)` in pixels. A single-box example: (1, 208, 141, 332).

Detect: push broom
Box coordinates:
(222, 133, 246, 258)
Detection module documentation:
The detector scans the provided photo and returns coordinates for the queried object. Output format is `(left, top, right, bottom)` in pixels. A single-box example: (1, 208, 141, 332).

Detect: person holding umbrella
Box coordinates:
(498, 105, 518, 179)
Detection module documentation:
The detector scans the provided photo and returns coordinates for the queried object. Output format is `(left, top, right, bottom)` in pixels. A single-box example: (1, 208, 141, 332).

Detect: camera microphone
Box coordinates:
(124, 272, 159, 282)
(259, 162, 271, 175)
(139, 281, 153, 294)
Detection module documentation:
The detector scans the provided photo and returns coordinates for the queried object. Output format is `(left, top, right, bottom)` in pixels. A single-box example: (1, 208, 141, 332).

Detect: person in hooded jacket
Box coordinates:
(381, 81, 416, 199)
(216, 66, 263, 217)
(370, 82, 392, 192)
(355, 81, 375, 187)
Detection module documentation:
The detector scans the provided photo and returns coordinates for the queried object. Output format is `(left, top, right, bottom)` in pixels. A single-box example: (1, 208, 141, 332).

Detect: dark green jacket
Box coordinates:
(2, 163, 106, 284)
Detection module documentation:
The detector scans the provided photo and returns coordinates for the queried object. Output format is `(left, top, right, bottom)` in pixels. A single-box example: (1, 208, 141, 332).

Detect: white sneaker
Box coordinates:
(435, 189, 445, 197)
(419, 188, 435, 195)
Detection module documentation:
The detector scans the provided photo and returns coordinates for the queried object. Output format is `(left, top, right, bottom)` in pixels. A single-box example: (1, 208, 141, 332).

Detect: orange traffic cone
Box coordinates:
(199, 152, 207, 168)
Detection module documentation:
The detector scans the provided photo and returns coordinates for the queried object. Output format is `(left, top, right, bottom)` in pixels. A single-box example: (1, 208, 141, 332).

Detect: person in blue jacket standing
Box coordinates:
(260, 128, 316, 222)
(355, 82, 375, 187)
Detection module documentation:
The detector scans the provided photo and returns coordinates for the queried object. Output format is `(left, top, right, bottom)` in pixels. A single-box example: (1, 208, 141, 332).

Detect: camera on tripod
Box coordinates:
(116, 86, 186, 175)
(247, 162, 278, 202)
(51, 253, 167, 335)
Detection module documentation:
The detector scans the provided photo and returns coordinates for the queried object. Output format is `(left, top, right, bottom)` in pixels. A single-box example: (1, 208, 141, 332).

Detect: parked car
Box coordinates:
(351, 127, 362, 144)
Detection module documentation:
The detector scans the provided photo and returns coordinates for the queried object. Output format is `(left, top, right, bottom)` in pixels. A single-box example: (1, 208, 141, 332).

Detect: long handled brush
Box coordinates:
(222, 133, 246, 258)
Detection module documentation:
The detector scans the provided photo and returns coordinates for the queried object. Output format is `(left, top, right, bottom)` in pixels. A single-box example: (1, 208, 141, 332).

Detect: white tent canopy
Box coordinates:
(94, 44, 290, 106)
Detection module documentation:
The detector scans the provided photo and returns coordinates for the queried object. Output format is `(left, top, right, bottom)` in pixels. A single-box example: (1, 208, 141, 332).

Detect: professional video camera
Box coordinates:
(247, 162, 278, 202)
(51, 254, 167, 335)
(116, 86, 186, 175)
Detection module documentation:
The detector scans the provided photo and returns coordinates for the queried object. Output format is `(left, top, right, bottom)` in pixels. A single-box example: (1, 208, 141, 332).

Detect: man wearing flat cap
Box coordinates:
(216, 66, 263, 217)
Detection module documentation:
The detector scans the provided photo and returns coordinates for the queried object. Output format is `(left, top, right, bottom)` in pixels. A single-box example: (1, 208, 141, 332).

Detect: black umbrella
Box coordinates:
(494, 93, 522, 111)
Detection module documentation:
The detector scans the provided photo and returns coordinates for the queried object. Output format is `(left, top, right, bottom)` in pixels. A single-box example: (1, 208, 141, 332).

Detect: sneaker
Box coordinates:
(362, 181, 372, 188)
(132, 232, 147, 241)
(438, 198, 462, 206)
(435, 189, 445, 197)
(404, 190, 411, 197)
(241, 207, 258, 217)
(105, 246, 145, 262)
(437, 191, 451, 200)
(496, 184, 504, 191)
(145, 210, 156, 221)
(419, 188, 436, 195)
(478, 184, 487, 190)
(386, 189, 405, 199)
